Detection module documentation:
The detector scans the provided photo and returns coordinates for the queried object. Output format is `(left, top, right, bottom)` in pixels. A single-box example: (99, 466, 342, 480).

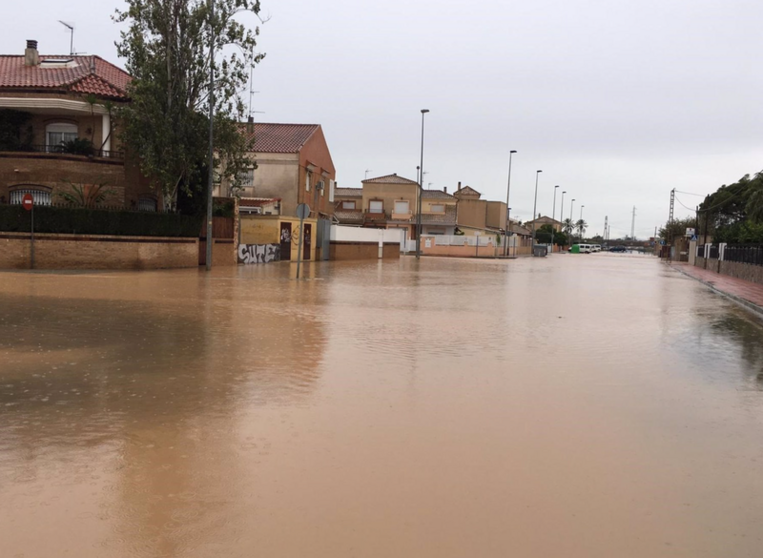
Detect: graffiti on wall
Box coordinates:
(238, 243, 281, 264)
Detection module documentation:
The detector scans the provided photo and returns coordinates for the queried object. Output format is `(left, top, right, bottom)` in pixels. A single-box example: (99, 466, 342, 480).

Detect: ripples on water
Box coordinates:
(1, 255, 762, 557)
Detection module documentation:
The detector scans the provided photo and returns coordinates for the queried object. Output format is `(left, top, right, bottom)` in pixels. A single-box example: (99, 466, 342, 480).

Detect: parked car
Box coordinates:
(569, 243, 593, 253)
(591, 244, 602, 252)
(609, 246, 627, 252)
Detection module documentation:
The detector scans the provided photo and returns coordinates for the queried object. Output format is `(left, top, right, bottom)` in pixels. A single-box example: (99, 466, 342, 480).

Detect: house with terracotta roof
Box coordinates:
(0, 40, 156, 209)
(453, 182, 507, 236)
(333, 173, 457, 238)
(522, 215, 563, 233)
(216, 121, 336, 220)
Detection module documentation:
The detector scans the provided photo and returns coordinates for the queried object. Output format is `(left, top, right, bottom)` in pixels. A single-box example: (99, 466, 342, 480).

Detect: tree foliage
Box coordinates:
(535, 223, 568, 245)
(115, 0, 264, 207)
(684, 170, 763, 244)
(575, 219, 587, 238)
(659, 216, 696, 242)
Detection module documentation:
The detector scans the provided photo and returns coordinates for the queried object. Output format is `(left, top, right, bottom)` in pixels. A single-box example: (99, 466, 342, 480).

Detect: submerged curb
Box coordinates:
(667, 263, 763, 320)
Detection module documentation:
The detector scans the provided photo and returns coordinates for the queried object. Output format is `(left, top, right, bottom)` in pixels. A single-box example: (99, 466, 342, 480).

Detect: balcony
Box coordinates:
(390, 211, 412, 222)
(364, 210, 388, 221)
(0, 144, 124, 161)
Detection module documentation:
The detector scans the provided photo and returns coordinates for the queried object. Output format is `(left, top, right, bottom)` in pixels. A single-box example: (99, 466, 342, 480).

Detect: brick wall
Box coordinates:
(0, 154, 127, 204)
(329, 242, 400, 261)
(0, 232, 198, 270)
(421, 243, 510, 258)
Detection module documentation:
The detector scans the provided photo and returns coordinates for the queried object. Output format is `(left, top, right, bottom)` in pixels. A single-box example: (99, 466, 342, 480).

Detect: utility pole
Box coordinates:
(630, 206, 636, 240)
(205, 0, 215, 271)
(669, 188, 675, 224)
(604, 216, 608, 246)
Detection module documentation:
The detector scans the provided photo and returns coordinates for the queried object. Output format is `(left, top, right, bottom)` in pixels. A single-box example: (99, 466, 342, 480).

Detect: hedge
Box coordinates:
(0, 204, 203, 238)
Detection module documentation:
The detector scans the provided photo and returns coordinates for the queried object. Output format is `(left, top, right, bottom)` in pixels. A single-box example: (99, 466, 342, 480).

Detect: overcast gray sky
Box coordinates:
(5, 0, 762, 238)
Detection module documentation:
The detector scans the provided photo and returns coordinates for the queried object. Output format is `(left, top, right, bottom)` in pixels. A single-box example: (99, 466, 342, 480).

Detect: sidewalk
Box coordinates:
(668, 262, 763, 318)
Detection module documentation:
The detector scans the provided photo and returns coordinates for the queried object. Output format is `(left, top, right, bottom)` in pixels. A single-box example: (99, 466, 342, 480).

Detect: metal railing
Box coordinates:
(0, 144, 124, 159)
(723, 244, 763, 266)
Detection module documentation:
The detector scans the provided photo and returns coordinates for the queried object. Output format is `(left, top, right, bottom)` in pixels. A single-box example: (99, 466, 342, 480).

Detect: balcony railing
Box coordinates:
(364, 210, 388, 221)
(0, 144, 124, 160)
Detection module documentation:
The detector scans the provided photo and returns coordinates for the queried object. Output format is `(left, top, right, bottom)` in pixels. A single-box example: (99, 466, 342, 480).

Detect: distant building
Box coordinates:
(523, 215, 563, 232)
(453, 182, 507, 235)
(333, 173, 458, 238)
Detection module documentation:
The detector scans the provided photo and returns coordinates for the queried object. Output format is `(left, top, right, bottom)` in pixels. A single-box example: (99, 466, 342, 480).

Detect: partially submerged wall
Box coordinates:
(0, 232, 198, 270)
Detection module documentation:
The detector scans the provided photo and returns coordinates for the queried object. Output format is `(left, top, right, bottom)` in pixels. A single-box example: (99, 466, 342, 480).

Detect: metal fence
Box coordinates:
(723, 244, 763, 266)
(1, 144, 124, 159)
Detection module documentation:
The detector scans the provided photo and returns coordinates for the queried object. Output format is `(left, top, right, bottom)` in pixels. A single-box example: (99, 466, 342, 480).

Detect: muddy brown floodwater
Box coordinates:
(1, 254, 763, 557)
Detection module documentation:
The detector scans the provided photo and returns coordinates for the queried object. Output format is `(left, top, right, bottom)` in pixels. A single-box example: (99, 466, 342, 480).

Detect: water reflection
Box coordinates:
(1, 257, 763, 557)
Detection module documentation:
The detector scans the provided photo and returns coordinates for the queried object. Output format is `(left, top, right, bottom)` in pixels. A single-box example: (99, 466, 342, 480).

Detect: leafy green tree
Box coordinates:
(535, 224, 568, 245)
(562, 218, 574, 235)
(115, 0, 265, 208)
(659, 216, 696, 243)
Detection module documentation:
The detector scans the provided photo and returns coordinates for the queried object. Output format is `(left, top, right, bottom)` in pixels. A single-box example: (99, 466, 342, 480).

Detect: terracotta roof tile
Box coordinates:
(240, 122, 320, 153)
(334, 187, 362, 198)
(421, 205, 457, 225)
(0, 55, 130, 100)
(334, 210, 364, 223)
(422, 189, 455, 200)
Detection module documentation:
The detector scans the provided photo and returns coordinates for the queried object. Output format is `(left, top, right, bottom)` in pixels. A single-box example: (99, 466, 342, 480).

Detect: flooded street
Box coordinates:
(1, 254, 763, 557)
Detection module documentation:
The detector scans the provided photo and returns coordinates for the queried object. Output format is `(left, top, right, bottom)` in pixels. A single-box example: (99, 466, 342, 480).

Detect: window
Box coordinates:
(430, 204, 445, 213)
(342, 201, 356, 210)
(9, 187, 52, 206)
(137, 196, 158, 212)
(305, 173, 311, 191)
(369, 200, 383, 213)
(329, 179, 335, 202)
(237, 169, 254, 188)
(46, 122, 77, 150)
(394, 200, 410, 214)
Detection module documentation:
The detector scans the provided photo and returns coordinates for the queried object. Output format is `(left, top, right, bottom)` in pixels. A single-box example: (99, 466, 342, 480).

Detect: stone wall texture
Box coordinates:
(0, 232, 198, 270)
(719, 260, 763, 285)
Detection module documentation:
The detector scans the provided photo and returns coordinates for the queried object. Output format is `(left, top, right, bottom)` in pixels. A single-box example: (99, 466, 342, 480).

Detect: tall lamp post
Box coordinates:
(205, 0, 215, 271)
(415, 109, 430, 259)
(569, 198, 575, 243)
(559, 190, 566, 246)
(503, 150, 517, 257)
(531, 169, 542, 246)
(579, 205, 585, 243)
(550, 185, 559, 253)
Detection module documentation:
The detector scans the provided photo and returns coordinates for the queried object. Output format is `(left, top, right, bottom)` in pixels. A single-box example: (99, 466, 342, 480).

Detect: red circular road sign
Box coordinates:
(22, 193, 34, 211)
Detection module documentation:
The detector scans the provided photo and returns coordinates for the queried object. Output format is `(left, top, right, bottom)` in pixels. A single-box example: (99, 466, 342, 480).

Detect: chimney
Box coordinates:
(457, 181, 462, 191)
(443, 186, 447, 194)
(25, 40, 39, 66)
(247, 115, 254, 134)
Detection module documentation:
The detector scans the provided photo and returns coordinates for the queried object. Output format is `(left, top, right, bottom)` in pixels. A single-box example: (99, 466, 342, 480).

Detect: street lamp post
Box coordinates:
(415, 109, 430, 259)
(559, 190, 566, 246)
(531, 170, 542, 246)
(504, 150, 517, 257)
(579, 205, 585, 243)
(205, 0, 215, 271)
(550, 185, 559, 253)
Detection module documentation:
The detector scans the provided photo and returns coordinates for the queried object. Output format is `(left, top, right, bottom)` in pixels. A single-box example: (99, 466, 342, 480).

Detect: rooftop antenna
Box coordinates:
(365, 169, 372, 179)
(247, 64, 261, 120)
(58, 21, 75, 56)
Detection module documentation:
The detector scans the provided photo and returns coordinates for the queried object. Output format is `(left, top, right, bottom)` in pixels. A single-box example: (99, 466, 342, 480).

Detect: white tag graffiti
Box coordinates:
(238, 244, 281, 264)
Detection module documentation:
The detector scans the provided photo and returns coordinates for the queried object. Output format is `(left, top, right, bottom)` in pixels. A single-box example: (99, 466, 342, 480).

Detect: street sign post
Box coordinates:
(295, 203, 310, 279)
(22, 193, 34, 269)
